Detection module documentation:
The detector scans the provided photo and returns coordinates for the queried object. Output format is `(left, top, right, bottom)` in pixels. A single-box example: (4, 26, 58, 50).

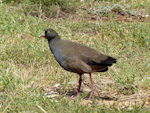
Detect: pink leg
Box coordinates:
(89, 73, 94, 90)
(89, 73, 94, 99)
(77, 75, 82, 97)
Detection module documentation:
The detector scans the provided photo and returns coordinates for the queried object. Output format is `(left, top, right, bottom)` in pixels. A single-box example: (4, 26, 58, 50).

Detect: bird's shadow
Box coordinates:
(59, 90, 118, 101)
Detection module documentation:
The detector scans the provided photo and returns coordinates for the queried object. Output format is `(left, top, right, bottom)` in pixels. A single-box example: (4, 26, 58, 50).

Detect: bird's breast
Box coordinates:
(49, 41, 69, 71)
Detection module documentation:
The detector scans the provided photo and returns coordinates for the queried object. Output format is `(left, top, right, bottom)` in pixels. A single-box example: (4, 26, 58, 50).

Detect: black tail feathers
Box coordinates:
(100, 56, 116, 66)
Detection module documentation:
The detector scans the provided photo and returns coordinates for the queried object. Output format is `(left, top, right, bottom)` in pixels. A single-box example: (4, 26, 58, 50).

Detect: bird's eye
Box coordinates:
(47, 31, 50, 33)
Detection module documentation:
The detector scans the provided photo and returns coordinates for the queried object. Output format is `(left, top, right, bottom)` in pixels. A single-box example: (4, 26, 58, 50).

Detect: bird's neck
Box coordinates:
(47, 34, 60, 42)
(48, 35, 61, 53)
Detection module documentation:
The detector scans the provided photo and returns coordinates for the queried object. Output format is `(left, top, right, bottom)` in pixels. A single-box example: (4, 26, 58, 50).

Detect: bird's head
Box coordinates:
(41, 28, 58, 41)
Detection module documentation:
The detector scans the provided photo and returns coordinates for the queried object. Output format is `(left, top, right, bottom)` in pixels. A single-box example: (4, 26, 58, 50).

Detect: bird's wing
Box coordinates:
(75, 43, 116, 66)
(60, 40, 116, 73)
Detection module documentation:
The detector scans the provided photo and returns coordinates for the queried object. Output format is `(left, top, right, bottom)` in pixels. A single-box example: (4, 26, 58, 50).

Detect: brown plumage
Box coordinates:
(41, 28, 116, 99)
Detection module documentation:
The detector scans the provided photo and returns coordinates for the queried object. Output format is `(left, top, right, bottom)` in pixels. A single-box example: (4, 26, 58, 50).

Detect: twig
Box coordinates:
(37, 105, 47, 113)
(55, 2, 61, 19)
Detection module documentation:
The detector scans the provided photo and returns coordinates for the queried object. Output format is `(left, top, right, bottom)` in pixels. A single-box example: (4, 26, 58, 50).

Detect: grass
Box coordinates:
(0, 0, 150, 112)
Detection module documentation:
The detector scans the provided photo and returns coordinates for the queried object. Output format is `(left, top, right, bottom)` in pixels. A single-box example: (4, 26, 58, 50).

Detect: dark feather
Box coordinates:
(90, 65, 108, 72)
(85, 56, 116, 66)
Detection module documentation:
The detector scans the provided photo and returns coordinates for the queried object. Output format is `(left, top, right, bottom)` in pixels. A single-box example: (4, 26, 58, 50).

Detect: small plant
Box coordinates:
(118, 83, 137, 95)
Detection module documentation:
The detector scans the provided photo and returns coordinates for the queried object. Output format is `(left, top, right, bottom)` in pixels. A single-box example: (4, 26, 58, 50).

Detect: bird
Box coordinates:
(41, 28, 116, 99)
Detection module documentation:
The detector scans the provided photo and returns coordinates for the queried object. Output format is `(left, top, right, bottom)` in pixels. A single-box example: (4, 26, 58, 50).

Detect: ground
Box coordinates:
(43, 74, 150, 110)
(0, 0, 150, 112)
(40, 4, 150, 110)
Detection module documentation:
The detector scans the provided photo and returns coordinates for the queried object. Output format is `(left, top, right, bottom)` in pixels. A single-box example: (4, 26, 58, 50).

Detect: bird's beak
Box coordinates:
(41, 36, 45, 37)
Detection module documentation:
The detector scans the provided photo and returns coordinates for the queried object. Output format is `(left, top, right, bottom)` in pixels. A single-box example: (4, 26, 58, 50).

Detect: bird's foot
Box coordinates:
(66, 92, 80, 100)
(88, 91, 94, 100)
(66, 95, 79, 100)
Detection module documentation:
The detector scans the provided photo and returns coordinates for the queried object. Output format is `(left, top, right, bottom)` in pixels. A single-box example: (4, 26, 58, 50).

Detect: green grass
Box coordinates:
(0, 0, 150, 112)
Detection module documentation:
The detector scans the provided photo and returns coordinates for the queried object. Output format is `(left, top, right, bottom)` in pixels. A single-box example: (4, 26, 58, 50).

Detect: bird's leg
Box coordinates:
(66, 75, 82, 100)
(89, 73, 94, 99)
(77, 74, 82, 97)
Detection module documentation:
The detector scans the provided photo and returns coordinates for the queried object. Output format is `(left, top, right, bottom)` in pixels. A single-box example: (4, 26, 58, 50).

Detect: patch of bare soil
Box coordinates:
(62, 10, 149, 23)
(40, 5, 149, 23)
(43, 76, 150, 110)
(25, 2, 150, 23)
